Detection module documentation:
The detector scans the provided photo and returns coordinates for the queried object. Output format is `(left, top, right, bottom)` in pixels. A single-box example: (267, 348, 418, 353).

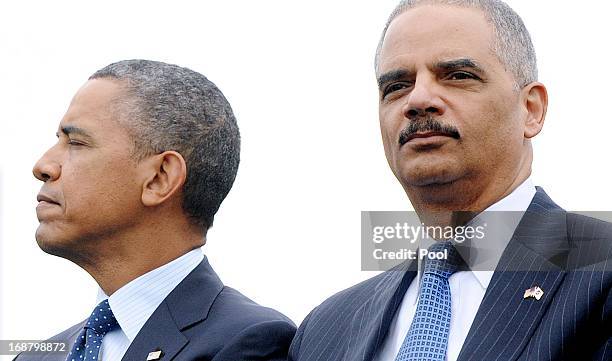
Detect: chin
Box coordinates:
(35, 226, 76, 259)
(397, 159, 462, 187)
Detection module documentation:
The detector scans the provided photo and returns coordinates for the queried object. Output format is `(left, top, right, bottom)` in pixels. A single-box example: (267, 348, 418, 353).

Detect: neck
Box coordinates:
(408, 167, 531, 228)
(75, 216, 205, 295)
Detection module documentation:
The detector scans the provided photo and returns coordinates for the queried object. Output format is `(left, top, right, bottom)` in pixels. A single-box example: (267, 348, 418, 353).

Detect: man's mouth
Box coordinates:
(399, 129, 460, 147)
(404, 131, 456, 143)
(398, 116, 461, 147)
(37, 193, 60, 205)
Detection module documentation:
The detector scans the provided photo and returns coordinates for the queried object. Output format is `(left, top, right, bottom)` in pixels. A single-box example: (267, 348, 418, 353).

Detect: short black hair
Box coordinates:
(90, 59, 240, 229)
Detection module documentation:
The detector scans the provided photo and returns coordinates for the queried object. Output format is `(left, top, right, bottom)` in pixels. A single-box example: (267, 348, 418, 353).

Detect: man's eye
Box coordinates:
(447, 71, 477, 80)
(383, 83, 411, 98)
(67, 139, 84, 146)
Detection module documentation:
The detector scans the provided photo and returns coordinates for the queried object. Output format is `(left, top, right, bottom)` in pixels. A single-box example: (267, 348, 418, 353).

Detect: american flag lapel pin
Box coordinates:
(523, 286, 544, 300)
(146, 349, 163, 360)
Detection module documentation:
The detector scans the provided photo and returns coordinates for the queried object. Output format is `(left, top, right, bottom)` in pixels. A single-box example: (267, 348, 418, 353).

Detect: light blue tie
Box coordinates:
(67, 300, 119, 361)
(395, 241, 462, 361)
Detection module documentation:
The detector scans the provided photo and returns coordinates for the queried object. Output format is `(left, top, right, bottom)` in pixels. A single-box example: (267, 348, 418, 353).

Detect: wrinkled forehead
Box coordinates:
(377, 5, 498, 74)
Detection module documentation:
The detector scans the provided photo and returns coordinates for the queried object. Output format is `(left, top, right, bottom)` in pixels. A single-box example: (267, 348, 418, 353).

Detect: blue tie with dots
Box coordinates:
(67, 300, 119, 361)
(395, 241, 462, 361)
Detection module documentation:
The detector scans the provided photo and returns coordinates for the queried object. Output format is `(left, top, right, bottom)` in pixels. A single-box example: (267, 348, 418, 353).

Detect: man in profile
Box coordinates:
(289, 1, 611, 360)
(19, 59, 295, 361)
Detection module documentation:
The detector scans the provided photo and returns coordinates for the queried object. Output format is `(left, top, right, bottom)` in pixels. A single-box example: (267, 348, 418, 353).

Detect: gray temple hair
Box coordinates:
(374, 0, 538, 88)
(90, 59, 240, 229)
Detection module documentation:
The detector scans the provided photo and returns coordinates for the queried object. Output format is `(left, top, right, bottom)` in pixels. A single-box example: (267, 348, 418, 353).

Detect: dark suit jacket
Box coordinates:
(16, 256, 296, 361)
(289, 188, 611, 361)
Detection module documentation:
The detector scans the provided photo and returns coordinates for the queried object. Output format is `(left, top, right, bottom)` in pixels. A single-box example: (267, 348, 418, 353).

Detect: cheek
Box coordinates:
(61, 163, 142, 223)
(463, 99, 523, 160)
(486, 99, 523, 144)
(379, 105, 404, 164)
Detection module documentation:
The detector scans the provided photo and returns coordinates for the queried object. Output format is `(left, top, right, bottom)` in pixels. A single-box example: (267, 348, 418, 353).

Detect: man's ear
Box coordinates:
(521, 82, 548, 139)
(140, 151, 187, 207)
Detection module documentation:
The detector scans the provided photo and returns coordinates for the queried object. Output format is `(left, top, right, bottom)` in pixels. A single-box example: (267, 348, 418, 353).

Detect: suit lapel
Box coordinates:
(121, 256, 224, 361)
(457, 188, 569, 361)
(344, 260, 417, 361)
(120, 302, 188, 361)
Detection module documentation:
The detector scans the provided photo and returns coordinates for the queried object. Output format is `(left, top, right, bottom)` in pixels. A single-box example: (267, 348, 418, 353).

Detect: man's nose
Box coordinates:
(33, 147, 61, 182)
(402, 76, 446, 120)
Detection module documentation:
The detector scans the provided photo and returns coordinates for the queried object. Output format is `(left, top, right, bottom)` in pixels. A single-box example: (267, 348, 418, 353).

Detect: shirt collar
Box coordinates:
(413, 177, 536, 301)
(95, 248, 204, 341)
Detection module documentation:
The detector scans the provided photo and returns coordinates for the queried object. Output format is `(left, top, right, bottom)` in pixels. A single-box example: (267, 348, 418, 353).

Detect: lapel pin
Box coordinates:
(523, 286, 544, 300)
(146, 349, 163, 360)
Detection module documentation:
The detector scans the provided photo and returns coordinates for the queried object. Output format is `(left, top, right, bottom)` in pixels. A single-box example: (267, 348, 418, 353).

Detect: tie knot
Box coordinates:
(85, 300, 119, 336)
(423, 241, 463, 279)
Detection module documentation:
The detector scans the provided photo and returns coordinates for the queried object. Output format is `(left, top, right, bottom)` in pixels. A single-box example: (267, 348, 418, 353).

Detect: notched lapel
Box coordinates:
(121, 301, 188, 361)
(457, 242, 566, 361)
(458, 188, 569, 361)
(121, 256, 224, 361)
(164, 256, 224, 330)
(345, 261, 417, 361)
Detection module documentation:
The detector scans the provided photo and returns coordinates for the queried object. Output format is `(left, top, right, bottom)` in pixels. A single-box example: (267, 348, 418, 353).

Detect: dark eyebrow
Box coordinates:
(56, 125, 93, 139)
(435, 58, 485, 74)
(377, 69, 414, 90)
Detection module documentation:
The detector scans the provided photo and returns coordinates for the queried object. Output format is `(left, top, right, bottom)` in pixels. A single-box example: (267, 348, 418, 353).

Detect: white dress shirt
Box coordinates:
(374, 178, 536, 361)
(92, 248, 204, 361)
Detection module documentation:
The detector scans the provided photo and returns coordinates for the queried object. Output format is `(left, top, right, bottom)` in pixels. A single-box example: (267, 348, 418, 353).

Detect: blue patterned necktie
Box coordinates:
(67, 300, 119, 361)
(395, 241, 462, 361)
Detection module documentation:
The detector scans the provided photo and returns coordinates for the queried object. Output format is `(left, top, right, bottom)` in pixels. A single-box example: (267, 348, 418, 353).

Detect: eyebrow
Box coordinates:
(56, 125, 93, 139)
(434, 58, 485, 74)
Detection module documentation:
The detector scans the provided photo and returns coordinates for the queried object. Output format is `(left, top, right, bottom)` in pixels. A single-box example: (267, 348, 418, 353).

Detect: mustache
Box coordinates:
(398, 116, 461, 146)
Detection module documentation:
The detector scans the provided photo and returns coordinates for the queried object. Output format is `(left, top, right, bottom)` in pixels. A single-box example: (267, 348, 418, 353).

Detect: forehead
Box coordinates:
(378, 5, 499, 73)
(60, 78, 126, 133)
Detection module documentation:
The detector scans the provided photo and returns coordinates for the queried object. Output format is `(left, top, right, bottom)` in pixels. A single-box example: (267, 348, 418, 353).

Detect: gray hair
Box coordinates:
(375, 0, 538, 88)
(90, 59, 240, 229)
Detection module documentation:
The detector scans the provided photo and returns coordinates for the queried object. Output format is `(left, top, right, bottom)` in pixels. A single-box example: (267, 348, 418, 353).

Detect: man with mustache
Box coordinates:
(289, 1, 611, 360)
(18, 59, 295, 361)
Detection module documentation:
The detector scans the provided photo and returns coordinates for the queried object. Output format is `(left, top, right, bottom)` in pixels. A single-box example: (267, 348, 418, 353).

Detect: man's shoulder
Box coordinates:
(289, 268, 412, 360)
(165, 255, 296, 333)
(566, 211, 612, 240)
(303, 266, 410, 327)
(564, 211, 612, 271)
(211, 285, 296, 327)
(183, 285, 296, 361)
(521, 189, 612, 271)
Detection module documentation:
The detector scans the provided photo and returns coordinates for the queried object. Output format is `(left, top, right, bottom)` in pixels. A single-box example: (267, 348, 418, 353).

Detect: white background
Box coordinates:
(1, 0, 611, 357)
